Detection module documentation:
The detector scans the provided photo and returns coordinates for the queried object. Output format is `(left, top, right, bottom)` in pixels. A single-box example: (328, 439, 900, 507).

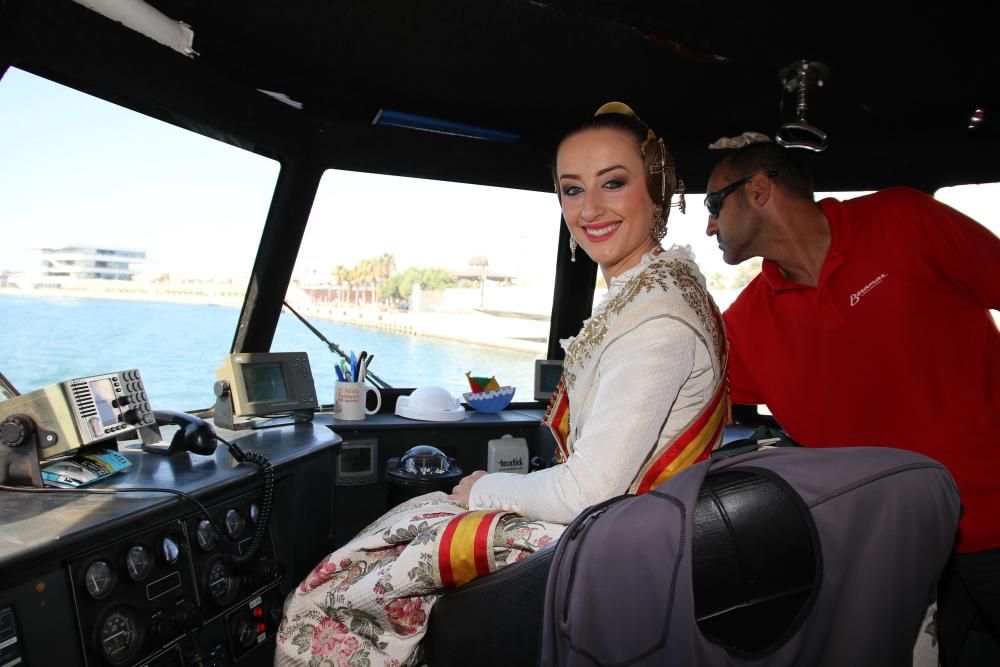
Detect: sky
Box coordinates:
(1, 67, 998, 286)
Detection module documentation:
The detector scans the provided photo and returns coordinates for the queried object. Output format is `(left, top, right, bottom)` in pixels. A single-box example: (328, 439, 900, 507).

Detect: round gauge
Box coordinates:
(224, 509, 246, 539)
(249, 502, 260, 525)
(160, 536, 180, 565)
(124, 545, 153, 582)
(98, 607, 142, 666)
(84, 560, 116, 600)
(204, 556, 238, 606)
(196, 520, 219, 551)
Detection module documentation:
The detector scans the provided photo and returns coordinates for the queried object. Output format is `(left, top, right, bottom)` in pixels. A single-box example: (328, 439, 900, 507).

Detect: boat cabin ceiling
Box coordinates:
(3, 1, 999, 195)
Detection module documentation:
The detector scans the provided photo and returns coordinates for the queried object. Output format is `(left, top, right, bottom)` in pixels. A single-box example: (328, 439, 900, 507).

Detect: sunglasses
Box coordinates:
(704, 171, 778, 218)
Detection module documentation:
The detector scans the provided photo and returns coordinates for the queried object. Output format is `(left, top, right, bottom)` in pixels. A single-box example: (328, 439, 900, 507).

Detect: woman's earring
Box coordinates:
(568, 236, 577, 262)
(650, 207, 667, 241)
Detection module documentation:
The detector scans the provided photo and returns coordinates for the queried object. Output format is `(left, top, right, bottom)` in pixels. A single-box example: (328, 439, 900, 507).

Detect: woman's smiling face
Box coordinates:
(556, 127, 658, 280)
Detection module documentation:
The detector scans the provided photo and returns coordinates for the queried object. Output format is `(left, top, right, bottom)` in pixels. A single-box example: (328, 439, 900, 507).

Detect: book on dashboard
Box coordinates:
(41, 448, 132, 488)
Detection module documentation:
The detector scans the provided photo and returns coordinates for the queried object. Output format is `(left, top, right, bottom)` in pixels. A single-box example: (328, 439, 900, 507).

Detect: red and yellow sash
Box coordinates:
(630, 375, 728, 494)
(544, 362, 730, 495)
(543, 375, 572, 463)
(436, 510, 509, 588)
(436, 375, 727, 590)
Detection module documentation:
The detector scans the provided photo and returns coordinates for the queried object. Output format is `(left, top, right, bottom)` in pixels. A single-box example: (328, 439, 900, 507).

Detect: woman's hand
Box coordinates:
(448, 470, 488, 508)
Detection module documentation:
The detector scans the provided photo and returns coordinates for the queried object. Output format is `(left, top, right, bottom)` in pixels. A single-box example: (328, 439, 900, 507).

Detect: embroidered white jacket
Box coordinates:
(470, 246, 724, 523)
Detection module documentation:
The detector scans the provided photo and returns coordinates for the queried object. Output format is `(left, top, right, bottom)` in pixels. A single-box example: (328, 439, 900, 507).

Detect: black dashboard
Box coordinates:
(0, 422, 340, 667)
(0, 403, 761, 667)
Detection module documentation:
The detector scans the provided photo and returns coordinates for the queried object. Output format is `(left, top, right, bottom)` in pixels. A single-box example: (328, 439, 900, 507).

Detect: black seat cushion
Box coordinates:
(692, 469, 818, 655)
(424, 469, 817, 665)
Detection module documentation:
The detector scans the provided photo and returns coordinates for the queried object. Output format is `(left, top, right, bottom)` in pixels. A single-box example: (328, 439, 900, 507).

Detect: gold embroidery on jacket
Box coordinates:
(666, 261, 724, 365)
(563, 256, 676, 388)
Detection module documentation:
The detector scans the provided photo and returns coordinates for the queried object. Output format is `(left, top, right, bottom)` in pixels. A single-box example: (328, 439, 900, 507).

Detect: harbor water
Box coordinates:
(0, 294, 541, 411)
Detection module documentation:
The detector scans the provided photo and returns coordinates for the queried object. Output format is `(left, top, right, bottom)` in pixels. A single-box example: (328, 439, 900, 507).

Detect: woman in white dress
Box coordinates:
(275, 102, 728, 667)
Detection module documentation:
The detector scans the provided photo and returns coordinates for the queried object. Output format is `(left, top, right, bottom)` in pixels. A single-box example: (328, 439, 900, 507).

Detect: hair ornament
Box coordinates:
(593, 101, 685, 214)
(594, 101, 639, 118)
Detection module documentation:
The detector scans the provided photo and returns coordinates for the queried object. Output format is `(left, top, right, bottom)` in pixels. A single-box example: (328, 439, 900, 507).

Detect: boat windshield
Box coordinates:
(1, 67, 997, 410)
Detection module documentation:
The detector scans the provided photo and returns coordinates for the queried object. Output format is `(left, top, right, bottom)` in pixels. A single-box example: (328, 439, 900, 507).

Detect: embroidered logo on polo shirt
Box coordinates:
(849, 273, 888, 306)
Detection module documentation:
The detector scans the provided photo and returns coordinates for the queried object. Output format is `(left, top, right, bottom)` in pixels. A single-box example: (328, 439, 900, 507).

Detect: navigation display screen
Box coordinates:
(340, 446, 373, 474)
(539, 362, 562, 392)
(241, 362, 289, 403)
(88, 378, 118, 427)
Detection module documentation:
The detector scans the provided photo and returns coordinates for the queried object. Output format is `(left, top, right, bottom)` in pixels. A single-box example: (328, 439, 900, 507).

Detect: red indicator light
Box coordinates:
(257, 622, 267, 633)
(253, 607, 264, 618)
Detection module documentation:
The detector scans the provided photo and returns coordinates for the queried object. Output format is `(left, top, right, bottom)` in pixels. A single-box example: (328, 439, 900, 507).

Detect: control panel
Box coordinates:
(335, 439, 378, 486)
(184, 493, 283, 663)
(65, 370, 156, 443)
(0, 605, 23, 667)
(69, 491, 283, 666)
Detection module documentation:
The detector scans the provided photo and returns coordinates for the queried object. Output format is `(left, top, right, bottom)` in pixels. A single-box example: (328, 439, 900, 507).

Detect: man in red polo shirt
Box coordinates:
(705, 141, 1000, 666)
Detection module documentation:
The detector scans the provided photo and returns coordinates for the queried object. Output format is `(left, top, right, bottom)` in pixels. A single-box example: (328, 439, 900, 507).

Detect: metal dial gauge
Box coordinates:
(160, 536, 180, 565)
(125, 545, 153, 582)
(84, 560, 116, 599)
(205, 556, 238, 606)
(196, 519, 219, 551)
(224, 508, 246, 539)
(98, 607, 142, 666)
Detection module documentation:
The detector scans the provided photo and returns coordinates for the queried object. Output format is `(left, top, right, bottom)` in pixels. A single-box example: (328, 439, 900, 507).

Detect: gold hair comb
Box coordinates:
(595, 102, 684, 213)
(594, 101, 638, 118)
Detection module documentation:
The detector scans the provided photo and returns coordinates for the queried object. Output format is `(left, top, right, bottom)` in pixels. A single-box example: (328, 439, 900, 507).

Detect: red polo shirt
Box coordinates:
(725, 187, 1000, 553)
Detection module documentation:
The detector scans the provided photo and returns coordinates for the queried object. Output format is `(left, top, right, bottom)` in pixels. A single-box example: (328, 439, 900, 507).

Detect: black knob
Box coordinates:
(120, 410, 140, 425)
(529, 456, 546, 471)
(250, 558, 279, 589)
(152, 614, 176, 640)
(112, 397, 130, 408)
(236, 618, 257, 647)
(174, 601, 201, 628)
(1, 415, 32, 447)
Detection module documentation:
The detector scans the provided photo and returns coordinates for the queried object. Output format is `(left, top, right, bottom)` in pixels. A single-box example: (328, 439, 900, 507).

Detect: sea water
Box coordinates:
(0, 294, 539, 411)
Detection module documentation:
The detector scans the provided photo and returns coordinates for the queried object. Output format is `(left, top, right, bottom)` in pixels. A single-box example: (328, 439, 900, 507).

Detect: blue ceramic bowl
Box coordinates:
(463, 386, 516, 413)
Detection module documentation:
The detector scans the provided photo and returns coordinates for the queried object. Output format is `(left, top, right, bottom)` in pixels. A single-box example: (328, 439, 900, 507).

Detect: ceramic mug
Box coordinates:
(334, 381, 382, 420)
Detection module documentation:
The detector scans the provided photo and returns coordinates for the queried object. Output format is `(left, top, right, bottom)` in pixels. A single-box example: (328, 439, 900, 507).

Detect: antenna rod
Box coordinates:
(281, 301, 391, 389)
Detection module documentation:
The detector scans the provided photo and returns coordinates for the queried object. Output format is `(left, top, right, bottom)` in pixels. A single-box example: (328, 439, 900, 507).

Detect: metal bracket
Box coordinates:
(776, 60, 829, 152)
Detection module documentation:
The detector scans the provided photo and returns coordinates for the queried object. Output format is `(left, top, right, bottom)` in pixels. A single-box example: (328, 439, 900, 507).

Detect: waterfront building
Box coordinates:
(18, 245, 146, 288)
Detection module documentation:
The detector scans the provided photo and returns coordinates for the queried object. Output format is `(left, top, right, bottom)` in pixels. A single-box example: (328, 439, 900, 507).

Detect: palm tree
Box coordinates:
(374, 253, 396, 305)
(333, 265, 348, 302)
(365, 258, 379, 306)
(348, 265, 367, 305)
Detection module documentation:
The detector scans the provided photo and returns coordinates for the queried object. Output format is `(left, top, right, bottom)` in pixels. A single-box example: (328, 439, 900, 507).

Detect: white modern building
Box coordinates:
(21, 246, 146, 288)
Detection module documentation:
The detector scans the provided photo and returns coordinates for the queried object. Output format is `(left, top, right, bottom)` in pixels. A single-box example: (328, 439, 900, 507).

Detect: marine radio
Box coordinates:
(0, 370, 159, 486)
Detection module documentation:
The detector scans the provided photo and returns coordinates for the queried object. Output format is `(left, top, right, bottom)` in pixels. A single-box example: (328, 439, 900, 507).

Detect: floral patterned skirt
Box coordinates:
(275, 492, 565, 667)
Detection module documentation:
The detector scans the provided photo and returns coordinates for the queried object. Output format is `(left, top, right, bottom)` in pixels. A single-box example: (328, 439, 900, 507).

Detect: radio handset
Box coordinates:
(143, 410, 218, 456)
